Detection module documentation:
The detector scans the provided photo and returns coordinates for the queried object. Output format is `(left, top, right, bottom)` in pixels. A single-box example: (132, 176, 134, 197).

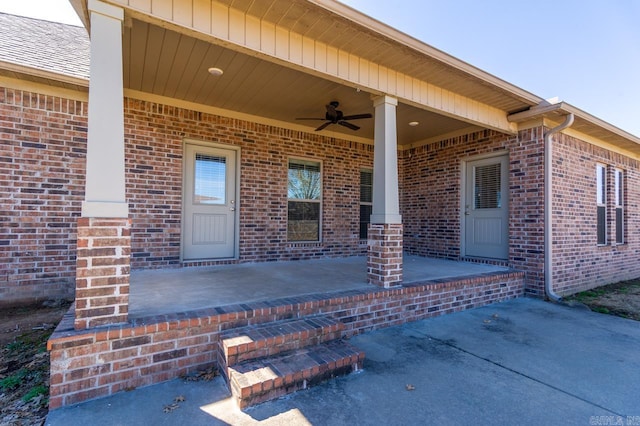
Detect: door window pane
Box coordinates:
(194, 154, 226, 204)
(474, 163, 501, 209)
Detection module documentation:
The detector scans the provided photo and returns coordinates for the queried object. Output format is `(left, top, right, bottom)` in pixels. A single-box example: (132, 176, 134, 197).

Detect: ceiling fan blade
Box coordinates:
(338, 121, 360, 131)
(315, 121, 332, 131)
(296, 117, 327, 121)
(341, 113, 372, 120)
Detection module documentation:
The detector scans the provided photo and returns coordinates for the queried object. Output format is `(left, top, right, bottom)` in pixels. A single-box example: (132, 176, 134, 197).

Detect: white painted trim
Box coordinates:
(516, 118, 640, 161)
(0, 75, 88, 101)
(88, 0, 125, 20)
(81, 201, 129, 218)
(0, 61, 89, 88)
(371, 95, 401, 224)
(84, 1, 128, 218)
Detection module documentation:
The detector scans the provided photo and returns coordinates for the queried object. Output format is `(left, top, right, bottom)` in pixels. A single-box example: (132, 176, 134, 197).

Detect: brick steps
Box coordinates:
(218, 315, 364, 409)
(228, 339, 364, 409)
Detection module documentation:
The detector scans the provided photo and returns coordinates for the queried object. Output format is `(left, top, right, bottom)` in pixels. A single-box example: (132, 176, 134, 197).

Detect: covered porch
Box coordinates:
(49, 254, 524, 408)
(129, 255, 511, 319)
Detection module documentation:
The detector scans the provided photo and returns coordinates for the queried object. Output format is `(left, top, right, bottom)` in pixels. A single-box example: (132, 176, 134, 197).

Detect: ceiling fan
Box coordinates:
(296, 101, 372, 131)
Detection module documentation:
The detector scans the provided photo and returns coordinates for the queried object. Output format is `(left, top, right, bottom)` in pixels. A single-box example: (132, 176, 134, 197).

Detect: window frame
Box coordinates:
(596, 163, 607, 246)
(359, 169, 373, 239)
(287, 158, 322, 242)
(614, 168, 624, 244)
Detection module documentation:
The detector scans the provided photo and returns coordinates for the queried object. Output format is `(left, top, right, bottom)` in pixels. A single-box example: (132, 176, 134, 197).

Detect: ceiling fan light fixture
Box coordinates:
(207, 67, 224, 76)
(295, 101, 372, 132)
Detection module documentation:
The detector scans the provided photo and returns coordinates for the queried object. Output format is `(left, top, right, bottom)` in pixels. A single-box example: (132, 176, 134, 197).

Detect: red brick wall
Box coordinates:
(4, 86, 639, 306)
(509, 127, 547, 296)
(400, 129, 547, 295)
(0, 87, 86, 306)
(123, 98, 372, 268)
(48, 270, 524, 408)
(552, 133, 640, 295)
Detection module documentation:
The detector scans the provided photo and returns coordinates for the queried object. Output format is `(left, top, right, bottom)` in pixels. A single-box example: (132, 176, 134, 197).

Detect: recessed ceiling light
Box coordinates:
(208, 67, 224, 76)
(408, 121, 419, 126)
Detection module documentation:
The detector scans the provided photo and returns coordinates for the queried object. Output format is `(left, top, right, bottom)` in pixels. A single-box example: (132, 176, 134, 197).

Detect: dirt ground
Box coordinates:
(1, 301, 70, 426)
(566, 278, 640, 321)
(1, 279, 639, 425)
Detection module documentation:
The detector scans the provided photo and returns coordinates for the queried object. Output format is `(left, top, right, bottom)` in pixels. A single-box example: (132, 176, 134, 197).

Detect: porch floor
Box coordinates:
(129, 255, 508, 319)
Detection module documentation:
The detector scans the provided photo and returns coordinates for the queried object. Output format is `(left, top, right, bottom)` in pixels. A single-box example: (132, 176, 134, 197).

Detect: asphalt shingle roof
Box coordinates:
(0, 12, 89, 80)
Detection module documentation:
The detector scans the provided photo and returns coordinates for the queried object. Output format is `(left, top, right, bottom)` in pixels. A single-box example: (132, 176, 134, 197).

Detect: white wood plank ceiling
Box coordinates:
(123, 18, 474, 145)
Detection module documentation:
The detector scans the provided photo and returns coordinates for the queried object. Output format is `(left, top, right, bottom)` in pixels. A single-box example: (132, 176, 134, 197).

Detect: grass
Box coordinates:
(22, 385, 48, 403)
(1, 326, 56, 409)
(567, 278, 640, 322)
(0, 370, 28, 391)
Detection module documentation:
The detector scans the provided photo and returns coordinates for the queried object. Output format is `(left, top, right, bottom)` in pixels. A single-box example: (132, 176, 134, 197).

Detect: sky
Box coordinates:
(1, 0, 638, 137)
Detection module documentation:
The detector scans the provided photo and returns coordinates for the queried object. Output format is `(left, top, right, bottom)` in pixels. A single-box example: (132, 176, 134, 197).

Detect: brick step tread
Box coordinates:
(220, 316, 344, 367)
(229, 339, 364, 409)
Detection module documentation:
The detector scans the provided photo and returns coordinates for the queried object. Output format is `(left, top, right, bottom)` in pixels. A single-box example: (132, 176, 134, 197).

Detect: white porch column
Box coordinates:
(82, 0, 127, 218)
(368, 95, 403, 288)
(371, 95, 401, 224)
(75, 0, 130, 329)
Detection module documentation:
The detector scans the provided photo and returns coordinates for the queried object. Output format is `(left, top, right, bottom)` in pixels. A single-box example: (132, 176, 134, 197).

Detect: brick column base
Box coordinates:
(367, 223, 403, 288)
(74, 217, 131, 330)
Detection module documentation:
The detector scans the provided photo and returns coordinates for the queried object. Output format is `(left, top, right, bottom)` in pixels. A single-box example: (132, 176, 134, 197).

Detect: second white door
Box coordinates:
(464, 155, 509, 259)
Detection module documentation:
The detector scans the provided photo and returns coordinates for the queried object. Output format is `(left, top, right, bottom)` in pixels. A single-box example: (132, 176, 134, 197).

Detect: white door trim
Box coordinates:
(181, 139, 241, 261)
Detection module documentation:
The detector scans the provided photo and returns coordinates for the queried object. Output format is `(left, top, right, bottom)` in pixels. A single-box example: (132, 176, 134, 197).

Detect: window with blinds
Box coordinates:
(360, 169, 373, 239)
(596, 164, 606, 245)
(615, 168, 624, 244)
(474, 163, 501, 209)
(288, 159, 321, 241)
(194, 154, 226, 204)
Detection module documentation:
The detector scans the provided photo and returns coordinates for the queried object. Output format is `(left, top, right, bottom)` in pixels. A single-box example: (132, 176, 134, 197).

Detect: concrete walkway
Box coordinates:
(46, 298, 640, 425)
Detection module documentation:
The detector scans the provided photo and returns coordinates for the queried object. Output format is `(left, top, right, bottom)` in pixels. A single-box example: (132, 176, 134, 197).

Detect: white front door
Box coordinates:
(464, 155, 509, 259)
(183, 143, 236, 260)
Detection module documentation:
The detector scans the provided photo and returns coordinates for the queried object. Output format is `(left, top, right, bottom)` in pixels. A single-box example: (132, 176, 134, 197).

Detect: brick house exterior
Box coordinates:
(8, 86, 638, 306)
(4, 84, 638, 306)
(1, 1, 640, 408)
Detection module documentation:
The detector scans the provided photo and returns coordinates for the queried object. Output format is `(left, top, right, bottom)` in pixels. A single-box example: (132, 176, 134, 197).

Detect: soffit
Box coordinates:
(213, 0, 539, 113)
(123, 18, 472, 146)
(509, 103, 640, 155)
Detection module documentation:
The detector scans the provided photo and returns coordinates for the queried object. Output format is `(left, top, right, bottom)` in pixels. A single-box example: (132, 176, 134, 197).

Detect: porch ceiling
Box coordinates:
(123, 17, 481, 147)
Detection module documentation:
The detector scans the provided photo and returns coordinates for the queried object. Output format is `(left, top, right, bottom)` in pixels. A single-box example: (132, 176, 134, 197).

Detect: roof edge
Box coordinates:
(508, 100, 640, 147)
(309, 0, 543, 107)
(0, 60, 89, 87)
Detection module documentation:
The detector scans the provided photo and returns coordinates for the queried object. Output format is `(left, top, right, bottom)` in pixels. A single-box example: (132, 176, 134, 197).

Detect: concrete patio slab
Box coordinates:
(46, 298, 640, 425)
(129, 255, 508, 318)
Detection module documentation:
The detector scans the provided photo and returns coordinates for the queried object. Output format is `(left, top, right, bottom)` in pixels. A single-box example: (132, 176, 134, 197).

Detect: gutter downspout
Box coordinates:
(544, 113, 575, 302)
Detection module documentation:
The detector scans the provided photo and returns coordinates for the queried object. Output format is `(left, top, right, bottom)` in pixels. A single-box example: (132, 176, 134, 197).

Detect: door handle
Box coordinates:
(230, 207, 236, 211)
